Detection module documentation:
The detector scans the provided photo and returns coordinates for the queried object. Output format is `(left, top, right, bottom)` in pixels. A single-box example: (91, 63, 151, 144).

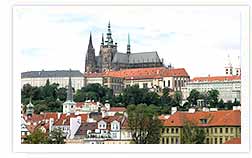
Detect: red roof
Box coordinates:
(85, 67, 189, 80)
(224, 137, 241, 144)
(109, 107, 126, 112)
(162, 110, 240, 127)
(84, 72, 104, 78)
(23, 112, 58, 123)
(192, 75, 241, 82)
(53, 113, 88, 126)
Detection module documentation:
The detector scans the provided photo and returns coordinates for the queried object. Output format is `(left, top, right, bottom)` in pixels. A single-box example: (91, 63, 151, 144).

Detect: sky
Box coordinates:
(14, 6, 242, 78)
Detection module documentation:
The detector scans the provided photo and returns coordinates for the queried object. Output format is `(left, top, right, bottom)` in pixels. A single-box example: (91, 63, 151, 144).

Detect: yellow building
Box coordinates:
(160, 110, 241, 144)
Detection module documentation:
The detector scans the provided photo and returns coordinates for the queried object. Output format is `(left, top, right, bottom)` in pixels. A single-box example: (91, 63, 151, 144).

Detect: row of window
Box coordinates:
(161, 137, 179, 144)
(207, 127, 240, 134)
(206, 136, 235, 144)
(161, 128, 179, 134)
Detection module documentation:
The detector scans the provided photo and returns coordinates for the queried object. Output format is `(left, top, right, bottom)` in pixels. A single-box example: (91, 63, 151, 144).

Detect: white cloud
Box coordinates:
(14, 5, 241, 78)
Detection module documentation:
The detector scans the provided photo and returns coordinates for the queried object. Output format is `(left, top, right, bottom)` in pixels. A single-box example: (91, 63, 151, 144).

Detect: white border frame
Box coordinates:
(12, 3, 250, 153)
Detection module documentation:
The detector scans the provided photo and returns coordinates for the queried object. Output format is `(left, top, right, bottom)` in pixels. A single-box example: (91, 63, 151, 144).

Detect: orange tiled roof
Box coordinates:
(224, 137, 241, 144)
(192, 75, 241, 82)
(109, 107, 126, 112)
(85, 67, 189, 80)
(53, 113, 88, 126)
(162, 110, 240, 127)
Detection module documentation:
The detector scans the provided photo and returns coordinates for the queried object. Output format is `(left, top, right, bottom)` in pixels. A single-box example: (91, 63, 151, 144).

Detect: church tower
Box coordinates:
(85, 33, 96, 73)
(127, 33, 131, 54)
(225, 54, 233, 76)
(26, 98, 34, 117)
(63, 69, 76, 114)
(99, 21, 118, 72)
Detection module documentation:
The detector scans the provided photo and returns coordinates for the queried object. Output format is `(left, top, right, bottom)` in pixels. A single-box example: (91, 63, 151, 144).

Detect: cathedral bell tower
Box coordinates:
(85, 33, 96, 73)
(99, 21, 118, 72)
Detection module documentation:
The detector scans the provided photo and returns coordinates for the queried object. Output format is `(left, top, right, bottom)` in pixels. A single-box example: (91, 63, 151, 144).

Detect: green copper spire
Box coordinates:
(66, 69, 73, 101)
(127, 33, 131, 54)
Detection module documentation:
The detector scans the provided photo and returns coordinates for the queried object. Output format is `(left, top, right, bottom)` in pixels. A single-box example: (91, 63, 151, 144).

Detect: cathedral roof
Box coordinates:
(112, 51, 161, 64)
(112, 53, 128, 64)
(128, 51, 161, 64)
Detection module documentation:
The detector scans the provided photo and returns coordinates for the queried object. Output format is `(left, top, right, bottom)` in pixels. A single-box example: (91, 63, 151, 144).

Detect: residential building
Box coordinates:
(21, 70, 84, 90)
(160, 109, 241, 144)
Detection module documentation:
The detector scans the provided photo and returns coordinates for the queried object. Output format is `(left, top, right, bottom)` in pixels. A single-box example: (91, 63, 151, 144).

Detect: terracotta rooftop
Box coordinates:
(224, 137, 241, 144)
(53, 113, 88, 126)
(162, 110, 241, 127)
(192, 75, 241, 82)
(84, 67, 189, 80)
(109, 107, 126, 112)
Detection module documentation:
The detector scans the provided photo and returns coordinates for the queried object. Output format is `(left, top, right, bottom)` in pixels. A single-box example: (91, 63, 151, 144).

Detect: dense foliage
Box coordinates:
(21, 82, 240, 115)
(127, 104, 162, 144)
(181, 120, 206, 144)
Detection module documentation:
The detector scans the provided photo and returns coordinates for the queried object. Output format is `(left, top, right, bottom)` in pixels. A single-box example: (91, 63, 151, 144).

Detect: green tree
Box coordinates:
(48, 128, 65, 144)
(182, 120, 206, 144)
(218, 99, 225, 109)
(24, 128, 48, 144)
(56, 87, 67, 101)
(122, 85, 145, 105)
(127, 104, 161, 144)
(143, 91, 160, 105)
(187, 89, 201, 106)
(173, 91, 182, 106)
(207, 89, 219, 108)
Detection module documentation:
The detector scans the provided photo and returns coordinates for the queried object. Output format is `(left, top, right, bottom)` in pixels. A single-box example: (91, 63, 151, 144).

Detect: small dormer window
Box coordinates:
(200, 119, 208, 124)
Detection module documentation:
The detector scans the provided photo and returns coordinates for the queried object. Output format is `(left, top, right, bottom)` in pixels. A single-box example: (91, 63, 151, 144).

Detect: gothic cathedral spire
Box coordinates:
(88, 32, 93, 49)
(85, 32, 96, 73)
(106, 21, 113, 46)
(127, 33, 131, 54)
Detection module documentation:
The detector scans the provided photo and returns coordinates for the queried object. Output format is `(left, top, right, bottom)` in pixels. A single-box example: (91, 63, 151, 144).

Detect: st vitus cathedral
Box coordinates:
(85, 21, 164, 73)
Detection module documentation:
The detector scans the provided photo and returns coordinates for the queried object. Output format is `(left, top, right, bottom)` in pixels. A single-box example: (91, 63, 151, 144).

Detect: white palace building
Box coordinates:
(181, 55, 241, 103)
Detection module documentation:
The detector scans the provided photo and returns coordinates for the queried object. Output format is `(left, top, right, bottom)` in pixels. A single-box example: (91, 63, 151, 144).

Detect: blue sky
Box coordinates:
(14, 6, 241, 77)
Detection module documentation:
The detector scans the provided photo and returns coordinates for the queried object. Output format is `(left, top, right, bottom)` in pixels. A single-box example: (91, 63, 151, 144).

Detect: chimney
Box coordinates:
(202, 107, 209, 112)
(171, 107, 177, 115)
(57, 113, 61, 119)
(210, 108, 218, 112)
(49, 118, 54, 132)
(188, 108, 195, 113)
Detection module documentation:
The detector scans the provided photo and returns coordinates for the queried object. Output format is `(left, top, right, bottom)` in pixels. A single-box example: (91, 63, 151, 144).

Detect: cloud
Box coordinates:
(14, 6, 242, 78)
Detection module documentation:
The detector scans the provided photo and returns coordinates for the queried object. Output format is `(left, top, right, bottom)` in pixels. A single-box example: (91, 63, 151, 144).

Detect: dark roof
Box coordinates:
(112, 51, 161, 64)
(75, 122, 97, 136)
(21, 70, 83, 78)
(129, 51, 161, 64)
(112, 53, 129, 64)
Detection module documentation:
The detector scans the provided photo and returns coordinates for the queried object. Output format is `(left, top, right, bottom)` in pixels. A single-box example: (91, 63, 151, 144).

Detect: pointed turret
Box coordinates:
(88, 32, 94, 49)
(106, 21, 113, 46)
(127, 33, 131, 54)
(63, 69, 76, 114)
(66, 69, 73, 101)
(85, 32, 96, 73)
(26, 97, 34, 116)
(101, 33, 104, 45)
